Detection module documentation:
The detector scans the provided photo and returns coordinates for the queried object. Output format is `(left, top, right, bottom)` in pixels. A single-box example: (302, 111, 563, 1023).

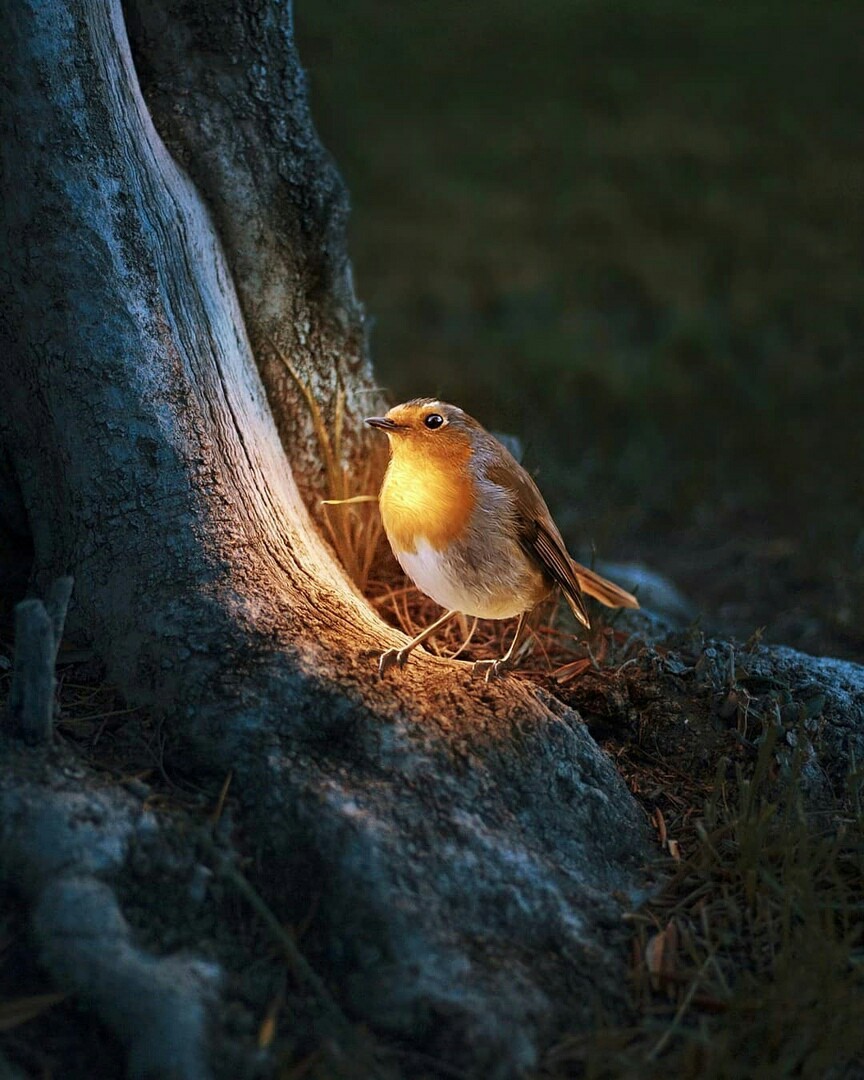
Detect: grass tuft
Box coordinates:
(545, 717, 864, 1079)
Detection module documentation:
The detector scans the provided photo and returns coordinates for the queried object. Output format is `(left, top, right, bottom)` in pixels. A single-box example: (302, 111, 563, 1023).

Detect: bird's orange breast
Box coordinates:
(379, 439, 476, 554)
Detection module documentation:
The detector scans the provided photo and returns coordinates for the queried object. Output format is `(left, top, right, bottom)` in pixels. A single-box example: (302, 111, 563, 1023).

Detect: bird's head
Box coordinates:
(365, 399, 479, 463)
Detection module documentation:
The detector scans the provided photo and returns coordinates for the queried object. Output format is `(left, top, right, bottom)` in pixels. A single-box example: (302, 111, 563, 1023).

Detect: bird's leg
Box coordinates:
(472, 612, 529, 683)
(378, 609, 460, 677)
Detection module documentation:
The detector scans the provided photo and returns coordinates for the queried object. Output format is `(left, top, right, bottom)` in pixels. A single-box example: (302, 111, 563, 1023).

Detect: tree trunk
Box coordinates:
(121, 0, 384, 498)
(0, 1, 647, 1076)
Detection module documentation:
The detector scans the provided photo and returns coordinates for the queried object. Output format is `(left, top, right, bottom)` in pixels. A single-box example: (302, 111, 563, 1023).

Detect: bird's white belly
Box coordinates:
(394, 538, 530, 620)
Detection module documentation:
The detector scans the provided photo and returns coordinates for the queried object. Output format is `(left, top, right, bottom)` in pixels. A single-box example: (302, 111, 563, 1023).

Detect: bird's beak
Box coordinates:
(365, 416, 402, 431)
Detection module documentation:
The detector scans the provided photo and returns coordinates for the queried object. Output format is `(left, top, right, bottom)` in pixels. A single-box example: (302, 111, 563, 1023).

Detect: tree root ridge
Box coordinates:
(0, 748, 220, 1080)
(181, 651, 649, 1076)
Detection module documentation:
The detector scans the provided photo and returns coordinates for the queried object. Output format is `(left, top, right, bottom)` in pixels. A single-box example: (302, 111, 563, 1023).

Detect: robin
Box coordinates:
(366, 399, 639, 680)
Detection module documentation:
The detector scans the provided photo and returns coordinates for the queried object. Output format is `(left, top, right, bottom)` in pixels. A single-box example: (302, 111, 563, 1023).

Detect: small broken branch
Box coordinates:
(201, 833, 387, 1078)
(7, 600, 54, 744)
(6, 576, 73, 744)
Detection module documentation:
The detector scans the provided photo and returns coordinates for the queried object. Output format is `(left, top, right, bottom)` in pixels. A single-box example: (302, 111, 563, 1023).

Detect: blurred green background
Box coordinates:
(296, 1, 864, 658)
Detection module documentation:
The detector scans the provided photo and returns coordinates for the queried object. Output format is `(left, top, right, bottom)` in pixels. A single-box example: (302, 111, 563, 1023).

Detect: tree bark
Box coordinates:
(0, 1, 647, 1076)
(121, 0, 385, 499)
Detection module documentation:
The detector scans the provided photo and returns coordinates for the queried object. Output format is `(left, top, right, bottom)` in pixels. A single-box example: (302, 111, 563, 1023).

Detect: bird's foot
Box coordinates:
(378, 647, 411, 678)
(471, 657, 511, 683)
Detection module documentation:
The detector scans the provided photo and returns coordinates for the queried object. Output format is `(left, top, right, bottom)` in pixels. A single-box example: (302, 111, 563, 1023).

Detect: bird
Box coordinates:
(365, 398, 639, 681)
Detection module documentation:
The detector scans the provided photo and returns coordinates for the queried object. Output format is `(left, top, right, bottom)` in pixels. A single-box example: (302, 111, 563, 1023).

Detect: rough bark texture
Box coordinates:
(0, 1, 650, 1075)
(122, 0, 384, 498)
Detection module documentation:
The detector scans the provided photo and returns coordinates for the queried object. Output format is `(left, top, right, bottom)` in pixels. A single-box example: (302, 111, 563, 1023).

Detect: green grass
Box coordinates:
(297, 1, 864, 559)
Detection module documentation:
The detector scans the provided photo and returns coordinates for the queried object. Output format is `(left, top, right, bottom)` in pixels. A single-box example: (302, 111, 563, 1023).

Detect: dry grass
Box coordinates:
(368, 573, 641, 680)
(545, 725, 864, 1079)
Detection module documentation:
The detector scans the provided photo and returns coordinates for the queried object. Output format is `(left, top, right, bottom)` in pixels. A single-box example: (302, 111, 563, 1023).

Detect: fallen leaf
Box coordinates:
(645, 920, 679, 995)
(553, 658, 592, 684)
(209, 769, 233, 827)
(652, 806, 667, 848)
(258, 995, 281, 1050)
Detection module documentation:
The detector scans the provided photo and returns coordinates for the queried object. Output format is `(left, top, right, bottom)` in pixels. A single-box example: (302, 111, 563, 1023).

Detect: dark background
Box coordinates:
(297, 1, 864, 659)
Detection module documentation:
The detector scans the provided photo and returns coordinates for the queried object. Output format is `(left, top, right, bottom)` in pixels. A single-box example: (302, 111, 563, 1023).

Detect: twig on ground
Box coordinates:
(201, 832, 389, 1079)
(6, 576, 74, 744)
(7, 599, 55, 743)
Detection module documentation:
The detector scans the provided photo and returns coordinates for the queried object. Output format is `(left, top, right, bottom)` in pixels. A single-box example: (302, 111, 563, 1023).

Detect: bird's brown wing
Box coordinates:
(485, 458, 592, 629)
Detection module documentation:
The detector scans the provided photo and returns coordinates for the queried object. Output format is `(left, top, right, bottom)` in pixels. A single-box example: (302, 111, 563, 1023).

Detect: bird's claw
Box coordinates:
(379, 649, 513, 681)
(378, 647, 410, 677)
(471, 658, 510, 683)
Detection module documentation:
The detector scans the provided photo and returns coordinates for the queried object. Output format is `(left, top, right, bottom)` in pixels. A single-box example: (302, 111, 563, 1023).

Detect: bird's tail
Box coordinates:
(572, 563, 640, 610)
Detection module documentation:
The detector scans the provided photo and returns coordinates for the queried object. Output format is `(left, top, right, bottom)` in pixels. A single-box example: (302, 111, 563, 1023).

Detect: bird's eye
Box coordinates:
(424, 413, 445, 430)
